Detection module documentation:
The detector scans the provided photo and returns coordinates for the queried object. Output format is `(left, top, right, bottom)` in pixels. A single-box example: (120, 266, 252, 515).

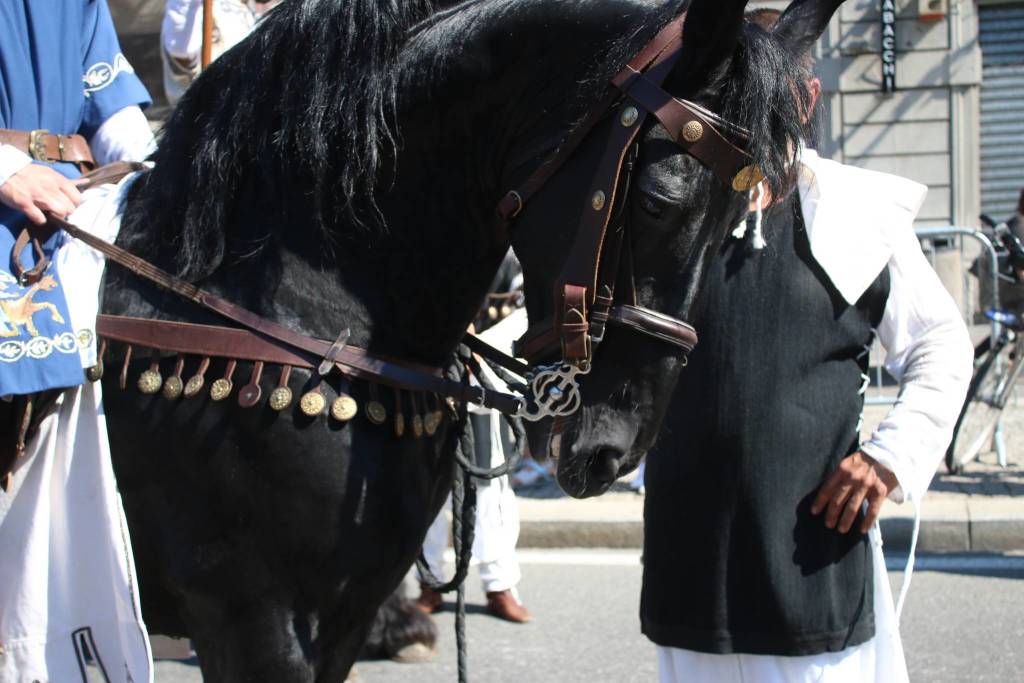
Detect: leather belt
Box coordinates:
(0, 128, 96, 171)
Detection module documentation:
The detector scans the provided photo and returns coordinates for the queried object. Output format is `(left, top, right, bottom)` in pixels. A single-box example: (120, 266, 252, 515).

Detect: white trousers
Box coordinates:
(0, 383, 152, 683)
(657, 527, 908, 683)
(420, 411, 522, 594)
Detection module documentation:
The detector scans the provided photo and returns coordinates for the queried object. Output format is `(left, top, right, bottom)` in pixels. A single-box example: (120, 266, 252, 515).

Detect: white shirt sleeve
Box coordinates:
(860, 225, 974, 504)
(0, 144, 33, 186)
(88, 106, 157, 165)
(162, 0, 204, 61)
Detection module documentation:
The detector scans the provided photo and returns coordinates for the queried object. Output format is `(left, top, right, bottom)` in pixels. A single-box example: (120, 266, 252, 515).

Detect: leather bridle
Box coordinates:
(488, 15, 759, 421)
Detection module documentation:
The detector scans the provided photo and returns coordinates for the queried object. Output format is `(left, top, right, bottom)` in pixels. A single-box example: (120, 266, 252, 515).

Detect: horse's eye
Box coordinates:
(637, 193, 664, 218)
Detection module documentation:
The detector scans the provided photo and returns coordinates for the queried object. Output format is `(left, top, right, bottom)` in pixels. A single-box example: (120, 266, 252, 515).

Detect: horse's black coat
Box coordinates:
(99, 0, 818, 679)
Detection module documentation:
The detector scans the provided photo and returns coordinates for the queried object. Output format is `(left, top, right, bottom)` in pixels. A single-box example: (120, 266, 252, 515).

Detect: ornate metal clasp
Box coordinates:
(517, 362, 589, 422)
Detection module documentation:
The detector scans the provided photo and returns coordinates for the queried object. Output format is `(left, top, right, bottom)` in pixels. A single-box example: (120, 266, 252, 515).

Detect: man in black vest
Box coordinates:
(641, 9, 973, 683)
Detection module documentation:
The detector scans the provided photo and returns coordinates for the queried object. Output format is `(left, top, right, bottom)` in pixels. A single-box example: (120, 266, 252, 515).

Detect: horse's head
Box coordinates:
(508, 0, 842, 497)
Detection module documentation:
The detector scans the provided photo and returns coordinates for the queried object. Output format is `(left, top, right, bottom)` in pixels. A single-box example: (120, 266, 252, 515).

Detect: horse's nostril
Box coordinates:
(592, 448, 622, 486)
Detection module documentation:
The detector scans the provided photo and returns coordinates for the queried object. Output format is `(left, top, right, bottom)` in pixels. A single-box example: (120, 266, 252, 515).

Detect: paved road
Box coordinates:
(154, 549, 1024, 683)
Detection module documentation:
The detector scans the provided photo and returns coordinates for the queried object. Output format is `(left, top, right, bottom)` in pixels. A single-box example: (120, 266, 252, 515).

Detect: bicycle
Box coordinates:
(945, 215, 1024, 473)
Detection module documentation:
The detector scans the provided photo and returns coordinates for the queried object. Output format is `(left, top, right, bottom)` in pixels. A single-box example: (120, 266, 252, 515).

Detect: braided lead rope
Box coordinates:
(412, 350, 529, 683)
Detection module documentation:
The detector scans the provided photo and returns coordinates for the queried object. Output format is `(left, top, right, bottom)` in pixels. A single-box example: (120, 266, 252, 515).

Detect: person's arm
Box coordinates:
(89, 106, 156, 165)
(859, 224, 974, 504)
(812, 223, 973, 533)
(162, 0, 204, 64)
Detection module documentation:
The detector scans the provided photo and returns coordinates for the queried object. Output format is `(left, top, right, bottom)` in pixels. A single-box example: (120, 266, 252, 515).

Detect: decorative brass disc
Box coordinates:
(210, 378, 233, 401)
(269, 386, 293, 411)
(162, 376, 184, 400)
(732, 164, 766, 192)
(395, 413, 406, 438)
(366, 401, 387, 425)
(620, 106, 639, 128)
(591, 190, 606, 211)
(300, 390, 326, 417)
(681, 120, 704, 143)
(331, 395, 358, 422)
(412, 414, 424, 438)
(85, 362, 104, 382)
(424, 411, 442, 436)
(184, 375, 205, 398)
(137, 370, 162, 395)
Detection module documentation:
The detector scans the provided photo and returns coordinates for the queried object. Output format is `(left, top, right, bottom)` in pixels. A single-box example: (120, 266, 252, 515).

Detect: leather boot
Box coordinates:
(485, 589, 532, 623)
(415, 583, 443, 614)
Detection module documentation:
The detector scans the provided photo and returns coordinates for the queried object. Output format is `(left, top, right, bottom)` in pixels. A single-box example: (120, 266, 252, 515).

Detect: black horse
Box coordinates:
(97, 0, 832, 679)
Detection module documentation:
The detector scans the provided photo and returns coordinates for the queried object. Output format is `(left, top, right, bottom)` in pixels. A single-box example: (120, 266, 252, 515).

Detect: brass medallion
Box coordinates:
(269, 386, 293, 411)
(620, 106, 639, 127)
(184, 375, 205, 398)
(591, 190, 606, 211)
(85, 362, 104, 383)
(681, 120, 704, 143)
(210, 378, 233, 401)
(331, 394, 358, 422)
(300, 390, 326, 417)
(412, 414, 424, 438)
(162, 376, 184, 400)
(731, 164, 766, 192)
(424, 411, 442, 436)
(394, 413, 406, 438)
(366, 400, 387, 425)
(137, 370, 162, 395)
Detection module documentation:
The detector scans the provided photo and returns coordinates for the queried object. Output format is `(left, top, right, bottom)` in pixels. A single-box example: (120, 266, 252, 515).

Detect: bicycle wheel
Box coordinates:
(946, 337, 1018, 473)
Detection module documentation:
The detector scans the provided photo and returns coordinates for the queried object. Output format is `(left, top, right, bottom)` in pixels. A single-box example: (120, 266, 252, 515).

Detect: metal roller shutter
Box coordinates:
(980, 4, 1024, 221)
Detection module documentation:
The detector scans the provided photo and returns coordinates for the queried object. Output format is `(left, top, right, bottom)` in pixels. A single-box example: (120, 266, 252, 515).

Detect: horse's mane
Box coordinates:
(120, 0, 435, 280)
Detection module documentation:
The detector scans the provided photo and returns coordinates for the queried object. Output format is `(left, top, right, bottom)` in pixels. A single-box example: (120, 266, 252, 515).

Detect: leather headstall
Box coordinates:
(492, 14, 757, 374)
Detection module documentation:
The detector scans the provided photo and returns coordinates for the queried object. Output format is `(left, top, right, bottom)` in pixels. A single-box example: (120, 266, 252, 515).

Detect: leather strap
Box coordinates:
(0, 129, 95, 171)
(95, 314, 523, 414)
(513, 304, 698, 362)
(494, 14, 687, 232)
(614, 67, 752, 187)
(33, 213, 522, 413)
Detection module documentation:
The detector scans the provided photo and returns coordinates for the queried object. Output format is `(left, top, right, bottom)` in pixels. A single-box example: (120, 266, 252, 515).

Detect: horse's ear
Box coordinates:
(675, 0, 749, 88)
(772, 0, 845, 58)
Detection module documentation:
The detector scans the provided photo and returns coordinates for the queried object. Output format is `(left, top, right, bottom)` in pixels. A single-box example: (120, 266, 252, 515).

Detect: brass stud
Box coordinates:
(300, 390, 326, 417)
(184, 374, 205, 397)
(85, 363, 103, 383)
(331, 394, 358, 422)
(269, 386, 293, 411)
(424, 411, 442, 436)
(367, 400, 387, 425)
(210, 378, 232, 401)
(731, 164, 766, 192)
(162, 375, 183, 400)
(591, 190, 606, 211)
(681, 120, 704, 143)
(620, 106, 639, 127)
(138, 369, 162, 395)
(412, 414, 424, 438)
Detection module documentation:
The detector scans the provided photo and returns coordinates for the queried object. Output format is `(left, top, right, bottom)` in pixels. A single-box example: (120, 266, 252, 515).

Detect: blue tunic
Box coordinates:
(0, 0, 150, 395)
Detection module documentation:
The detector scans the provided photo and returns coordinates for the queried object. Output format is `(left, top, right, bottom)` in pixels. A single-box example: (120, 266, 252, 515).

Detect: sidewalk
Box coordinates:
(514, 405, 1024, 553)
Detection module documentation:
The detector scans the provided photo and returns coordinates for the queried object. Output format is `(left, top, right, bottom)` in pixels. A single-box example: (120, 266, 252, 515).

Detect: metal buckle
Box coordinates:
(517, 362, 590, 422)
(28, 129, 49, 162)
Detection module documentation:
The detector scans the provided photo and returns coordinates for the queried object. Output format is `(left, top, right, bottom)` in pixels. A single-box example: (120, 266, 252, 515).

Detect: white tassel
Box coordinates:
(749, 181, 766, 251)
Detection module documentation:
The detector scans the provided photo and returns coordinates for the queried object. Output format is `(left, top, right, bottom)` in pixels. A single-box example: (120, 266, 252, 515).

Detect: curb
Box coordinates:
(518, 518, 1024, 554)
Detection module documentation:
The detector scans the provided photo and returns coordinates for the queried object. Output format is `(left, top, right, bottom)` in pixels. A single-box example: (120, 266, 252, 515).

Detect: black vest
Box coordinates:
(640, 194, 890, 656)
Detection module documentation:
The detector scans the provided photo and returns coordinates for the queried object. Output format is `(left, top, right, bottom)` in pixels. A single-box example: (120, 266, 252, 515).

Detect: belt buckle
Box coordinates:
(28, 129, 49, 162)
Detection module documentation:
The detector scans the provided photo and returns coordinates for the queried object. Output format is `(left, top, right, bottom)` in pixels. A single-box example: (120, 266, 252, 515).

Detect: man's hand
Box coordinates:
(811, 451, 899, 534)
(0, 165, 83, 225)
